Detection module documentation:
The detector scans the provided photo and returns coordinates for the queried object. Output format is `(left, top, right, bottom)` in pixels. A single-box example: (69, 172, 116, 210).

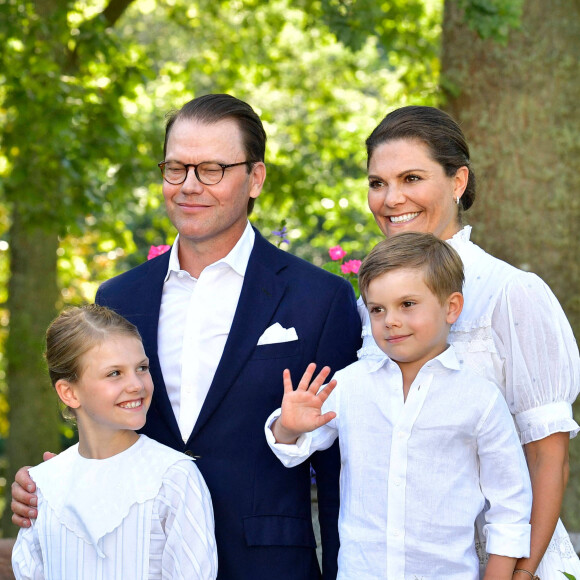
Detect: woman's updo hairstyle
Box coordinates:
(365, 106, 476, 211)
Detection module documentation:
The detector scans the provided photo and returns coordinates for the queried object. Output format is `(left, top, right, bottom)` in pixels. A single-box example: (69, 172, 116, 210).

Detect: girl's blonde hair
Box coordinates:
(45, 304, 142, 419)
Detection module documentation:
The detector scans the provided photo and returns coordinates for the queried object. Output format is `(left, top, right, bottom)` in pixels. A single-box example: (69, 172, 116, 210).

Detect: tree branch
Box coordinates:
(102, 0, 137, 28)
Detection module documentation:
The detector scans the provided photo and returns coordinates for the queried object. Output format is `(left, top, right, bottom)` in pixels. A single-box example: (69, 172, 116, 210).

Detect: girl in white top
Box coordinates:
(362, 105, 580, 580)
(12, 304, 218, 580)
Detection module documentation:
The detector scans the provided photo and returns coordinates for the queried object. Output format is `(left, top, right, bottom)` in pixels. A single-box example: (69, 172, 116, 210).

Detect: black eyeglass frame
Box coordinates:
(157, 160, 254, 186)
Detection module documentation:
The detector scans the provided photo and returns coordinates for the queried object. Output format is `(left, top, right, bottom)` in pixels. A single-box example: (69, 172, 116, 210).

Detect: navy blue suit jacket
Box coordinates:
(96, 228, 361, 579)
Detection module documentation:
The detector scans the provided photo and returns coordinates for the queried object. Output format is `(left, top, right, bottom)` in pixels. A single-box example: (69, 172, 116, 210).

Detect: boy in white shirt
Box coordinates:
(265, 232, 532, 580)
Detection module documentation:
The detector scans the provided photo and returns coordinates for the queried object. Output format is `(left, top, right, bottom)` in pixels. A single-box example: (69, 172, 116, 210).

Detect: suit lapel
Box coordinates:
(189, 231, 288, 440)
(132, 253, 183, 444)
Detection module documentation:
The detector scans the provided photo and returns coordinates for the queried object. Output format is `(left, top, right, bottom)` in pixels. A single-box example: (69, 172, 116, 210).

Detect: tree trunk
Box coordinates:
(1, 206, 61, 537)
(441, 0, 580, 530)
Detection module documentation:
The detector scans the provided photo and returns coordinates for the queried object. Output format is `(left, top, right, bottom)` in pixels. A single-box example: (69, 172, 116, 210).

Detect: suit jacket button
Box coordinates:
(184, 450, 194, 457)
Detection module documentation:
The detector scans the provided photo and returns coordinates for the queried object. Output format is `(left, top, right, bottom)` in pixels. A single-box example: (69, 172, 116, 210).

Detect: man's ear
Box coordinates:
(249, 161, 266, 200)
(54, 379, 81, 409)
(446, 292, 464, 325)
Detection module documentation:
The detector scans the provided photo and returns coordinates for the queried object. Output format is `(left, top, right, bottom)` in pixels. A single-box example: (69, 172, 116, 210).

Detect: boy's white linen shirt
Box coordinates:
(159, 222, 255, 441)
(266, 347, 532, 580)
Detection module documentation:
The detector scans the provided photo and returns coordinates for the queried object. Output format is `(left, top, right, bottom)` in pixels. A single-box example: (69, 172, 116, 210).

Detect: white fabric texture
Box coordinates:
(358, 226, 580, 443)
(11, 435, 217, 580)
(158, 221, 254, 441)
(266, 348, 532, 580)
(357, 225, 580, 578)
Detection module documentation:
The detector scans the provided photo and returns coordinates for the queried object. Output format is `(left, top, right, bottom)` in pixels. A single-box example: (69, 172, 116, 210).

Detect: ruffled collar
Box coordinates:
(446, 225, 484, 269)
(30, 435, 191, 554)
(448, 224, 472, 244)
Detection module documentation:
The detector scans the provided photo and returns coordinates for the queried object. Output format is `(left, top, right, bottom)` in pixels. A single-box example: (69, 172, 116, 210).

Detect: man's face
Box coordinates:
(162, 118, 265, 252)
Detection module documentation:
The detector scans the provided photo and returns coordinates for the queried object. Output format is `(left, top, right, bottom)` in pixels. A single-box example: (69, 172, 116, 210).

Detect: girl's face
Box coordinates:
(367, 138, 468, 241)
(69, 334, 153, 444)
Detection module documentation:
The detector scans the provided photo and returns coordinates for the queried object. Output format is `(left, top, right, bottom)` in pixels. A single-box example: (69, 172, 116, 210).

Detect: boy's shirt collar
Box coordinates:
(368, 344, 461, 374)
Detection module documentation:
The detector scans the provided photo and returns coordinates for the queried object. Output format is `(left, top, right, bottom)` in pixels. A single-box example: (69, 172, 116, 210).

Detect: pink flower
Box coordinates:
(328, 245, 347, 261)
(147, 244, 171, 260)
(341, 259, 362, 275)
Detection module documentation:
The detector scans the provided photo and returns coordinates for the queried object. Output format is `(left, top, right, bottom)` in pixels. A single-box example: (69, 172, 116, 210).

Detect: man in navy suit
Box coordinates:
(12, 94, 361, 579)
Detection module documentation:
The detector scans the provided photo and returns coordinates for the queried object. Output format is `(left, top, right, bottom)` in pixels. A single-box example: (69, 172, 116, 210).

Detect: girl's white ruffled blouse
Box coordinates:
(12, 434, 218, 580)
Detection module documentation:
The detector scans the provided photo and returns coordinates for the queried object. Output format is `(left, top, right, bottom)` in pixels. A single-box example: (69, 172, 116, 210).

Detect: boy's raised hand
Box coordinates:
(272, 363, 337, 444)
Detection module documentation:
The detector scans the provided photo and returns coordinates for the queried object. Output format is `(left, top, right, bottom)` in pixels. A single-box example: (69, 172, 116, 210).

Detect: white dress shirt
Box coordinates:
(159, 222, 255, 441)
(11, 435, 217, 580)
(266, 348, 532, 580)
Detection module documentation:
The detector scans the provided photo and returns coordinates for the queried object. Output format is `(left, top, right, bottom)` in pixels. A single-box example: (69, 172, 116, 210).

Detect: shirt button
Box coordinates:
(397, 431, 405, 439)
(392, 529, 400, 536)
(394, 479, 401, 486)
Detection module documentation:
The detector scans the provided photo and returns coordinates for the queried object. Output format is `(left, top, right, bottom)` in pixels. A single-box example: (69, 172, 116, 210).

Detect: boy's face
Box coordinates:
(366, 267, 463, 379)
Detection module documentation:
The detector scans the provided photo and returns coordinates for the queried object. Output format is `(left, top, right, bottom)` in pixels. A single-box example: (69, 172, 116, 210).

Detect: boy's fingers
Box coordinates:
(297, 363, 317, 390)
(282, 369, 293, 393)
(317, 411, 337, 427)
(317, 379, 337, 403)
(310, 366, 331, 392)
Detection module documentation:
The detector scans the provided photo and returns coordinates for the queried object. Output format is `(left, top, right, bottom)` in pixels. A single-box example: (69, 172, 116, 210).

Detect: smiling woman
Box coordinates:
(359, 105, 580, 579)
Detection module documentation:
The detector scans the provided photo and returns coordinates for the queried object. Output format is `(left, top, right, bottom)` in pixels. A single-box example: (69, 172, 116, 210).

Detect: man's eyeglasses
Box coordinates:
(158, 160, 254, 186)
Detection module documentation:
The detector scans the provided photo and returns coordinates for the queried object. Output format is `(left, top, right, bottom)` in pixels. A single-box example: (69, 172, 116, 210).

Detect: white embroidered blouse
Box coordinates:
(11, 435, 218, 580)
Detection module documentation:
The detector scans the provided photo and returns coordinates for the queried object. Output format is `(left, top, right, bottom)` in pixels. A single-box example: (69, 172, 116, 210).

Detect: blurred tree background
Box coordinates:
(0, 0, 578, 537)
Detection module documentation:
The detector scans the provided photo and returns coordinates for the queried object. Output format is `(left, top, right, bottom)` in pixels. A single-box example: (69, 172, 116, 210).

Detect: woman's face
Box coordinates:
(367, 138, 468, 241)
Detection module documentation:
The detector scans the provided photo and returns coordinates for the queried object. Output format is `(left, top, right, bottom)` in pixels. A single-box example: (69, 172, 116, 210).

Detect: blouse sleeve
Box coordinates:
(492, 271, 580, 444)
(11, 524, 45, 580)
(157, 460, 218, 580)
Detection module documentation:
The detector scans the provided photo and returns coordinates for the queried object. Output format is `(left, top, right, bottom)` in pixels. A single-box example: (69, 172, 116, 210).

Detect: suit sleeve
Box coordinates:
(310, 279, 361, 580)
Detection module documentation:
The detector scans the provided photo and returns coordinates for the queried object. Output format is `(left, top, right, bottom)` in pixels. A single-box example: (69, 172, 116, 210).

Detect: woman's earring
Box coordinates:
(454, 196, 461, 205)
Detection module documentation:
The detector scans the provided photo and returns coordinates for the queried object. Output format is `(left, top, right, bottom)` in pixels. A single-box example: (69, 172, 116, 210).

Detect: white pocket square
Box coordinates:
(257, 323, 298, 346)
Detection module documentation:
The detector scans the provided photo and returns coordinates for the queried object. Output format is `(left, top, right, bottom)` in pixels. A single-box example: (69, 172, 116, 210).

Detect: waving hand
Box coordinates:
(272, 363, 337, 444)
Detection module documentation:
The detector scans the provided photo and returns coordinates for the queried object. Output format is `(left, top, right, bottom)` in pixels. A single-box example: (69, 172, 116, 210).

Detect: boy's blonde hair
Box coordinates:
(45, 304, 142, 419)
(359, 232, 464, 305)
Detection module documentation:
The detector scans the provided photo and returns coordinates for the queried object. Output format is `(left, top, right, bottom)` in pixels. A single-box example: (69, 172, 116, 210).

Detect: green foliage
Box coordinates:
(0, 0, 447, 527)
(0, 0, 154, 230)
(73, 0, 443, 273)
(455, 0, 524, 42)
